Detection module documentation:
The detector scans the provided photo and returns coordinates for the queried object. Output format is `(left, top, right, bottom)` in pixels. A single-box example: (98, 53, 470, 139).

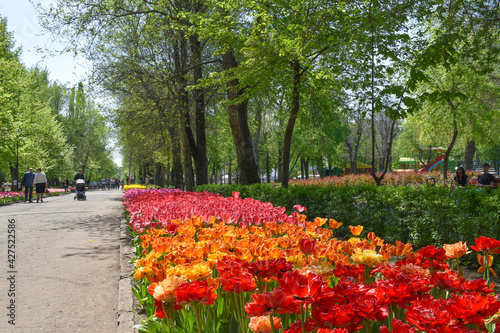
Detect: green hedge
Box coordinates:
(195, 183, 500, 255)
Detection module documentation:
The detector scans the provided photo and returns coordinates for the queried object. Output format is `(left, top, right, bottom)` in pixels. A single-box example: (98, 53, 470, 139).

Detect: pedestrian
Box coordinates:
(63, 176, 70, 194)
(33, 167, 48, 203)
(100, 177, 106, 190)
(22, 168, 36, 203)
(74, 169, 85, 182)
(106, 177, 111, 190)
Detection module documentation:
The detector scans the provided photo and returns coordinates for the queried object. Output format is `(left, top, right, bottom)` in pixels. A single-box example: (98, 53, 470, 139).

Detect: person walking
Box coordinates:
(100, 177, 106, 190)
(74, 169, 85, 182)
(22, 168, 36, 203)
(106, 177, 111, 190)
(33, 167, 48, 203)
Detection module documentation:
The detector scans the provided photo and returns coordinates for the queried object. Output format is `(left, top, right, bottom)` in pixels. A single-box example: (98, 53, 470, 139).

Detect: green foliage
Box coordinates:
(195, 183, 500, 254)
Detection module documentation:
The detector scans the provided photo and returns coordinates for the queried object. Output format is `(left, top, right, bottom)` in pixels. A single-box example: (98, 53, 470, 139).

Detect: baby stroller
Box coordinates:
(74, 179, 87, 201)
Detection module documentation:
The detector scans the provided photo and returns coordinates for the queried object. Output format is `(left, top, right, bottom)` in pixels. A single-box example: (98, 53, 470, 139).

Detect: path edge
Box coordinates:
(117, 212, 136, 333)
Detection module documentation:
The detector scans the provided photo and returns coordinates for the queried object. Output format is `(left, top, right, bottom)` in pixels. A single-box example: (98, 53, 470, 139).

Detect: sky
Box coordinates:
(1, 0, 123, 167)
(0, 0, 87, 86)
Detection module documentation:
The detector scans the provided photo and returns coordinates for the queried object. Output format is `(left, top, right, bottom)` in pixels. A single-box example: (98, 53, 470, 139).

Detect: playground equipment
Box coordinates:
(343, 163, 375, 176)
(394, 153, 447, 173)
(419, 154, 445, 172)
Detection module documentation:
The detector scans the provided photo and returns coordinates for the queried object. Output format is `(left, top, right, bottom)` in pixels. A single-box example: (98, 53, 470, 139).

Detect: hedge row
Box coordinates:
(194, 183, 500, 254)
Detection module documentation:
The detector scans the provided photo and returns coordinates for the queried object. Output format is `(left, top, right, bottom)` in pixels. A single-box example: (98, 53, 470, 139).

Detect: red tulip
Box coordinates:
(299, 238, 316, 255)
(174, 280, 217, 306)
(417, 245, 447, 262)
(405, 297, 451, 331)
(380, 319, 417, 333)
(245, 287, 299, 316)
(375, 274, 432, 308)
(311, 302, 363, 331)
(220, 271, 257, 293)
(282, 319, 317, 333)
(445, 292, 500, 327)
(279, 270, 326, 304)
(470, 236, 500, 254)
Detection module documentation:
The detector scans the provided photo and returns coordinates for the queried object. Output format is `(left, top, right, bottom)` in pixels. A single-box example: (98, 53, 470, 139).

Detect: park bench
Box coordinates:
(468, 178, 500, 188)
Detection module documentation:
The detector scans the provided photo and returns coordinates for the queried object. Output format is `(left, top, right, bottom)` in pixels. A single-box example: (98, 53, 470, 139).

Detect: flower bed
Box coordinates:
(0, 192, 24, 203)
(124, 184, 148, 190)
(288, 171, 482, 187)
(125, 189, 500, 333)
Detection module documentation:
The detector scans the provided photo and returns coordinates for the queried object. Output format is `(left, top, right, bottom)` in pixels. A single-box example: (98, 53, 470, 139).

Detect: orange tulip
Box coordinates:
(367, 232, 385, 246)
(147, 275, 187, 302)
(248, 315, 282, 333)
(443, 241, 471, 259)
(349, 225, 363, 236)
(477, 253, 497, 277)
(328, 219, 343, 229)
(393, 240, 413, 257)
(314, 217, 328, 227)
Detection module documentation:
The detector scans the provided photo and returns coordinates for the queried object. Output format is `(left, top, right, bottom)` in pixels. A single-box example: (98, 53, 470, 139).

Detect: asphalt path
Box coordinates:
(0, 189, 124, 333)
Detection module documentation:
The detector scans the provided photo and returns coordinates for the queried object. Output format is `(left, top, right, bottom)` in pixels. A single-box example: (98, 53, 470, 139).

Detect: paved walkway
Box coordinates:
(0, 190, 133, 333)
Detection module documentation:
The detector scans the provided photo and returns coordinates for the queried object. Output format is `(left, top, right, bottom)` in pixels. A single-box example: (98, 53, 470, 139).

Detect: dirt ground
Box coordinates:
(0, 189, 123, 333)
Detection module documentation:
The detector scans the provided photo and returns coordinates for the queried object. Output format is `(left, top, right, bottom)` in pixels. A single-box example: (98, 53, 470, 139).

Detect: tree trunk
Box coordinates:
(464, 139, 475, 170)
(166, 160, 171, 187)
(222, 50, 260, 185)
(187, 33, 208, 186)
(182, 126, 195, 191)
(254, 102, 262, 173)
(282, 59, 302, 189)
(443, 121, 459, 180)
(9, 165, 18, 191)
(266, 152, 270, 183)
(345, 114, 363, 175)
(154, 162, 163, 187)
(277, 146, 282, 182)
(300, 157, 305, 180)
(304, 158, 309, 179)
(174, 33, 194, 190)
(168, 125, 184, 189)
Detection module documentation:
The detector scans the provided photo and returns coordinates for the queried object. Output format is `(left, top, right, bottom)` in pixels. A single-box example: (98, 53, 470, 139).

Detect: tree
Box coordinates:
(38, 0, 213, 187)
(414, 63, 500, 178)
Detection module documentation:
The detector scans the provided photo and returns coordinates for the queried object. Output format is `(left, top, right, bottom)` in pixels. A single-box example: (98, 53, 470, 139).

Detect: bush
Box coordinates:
(195, 183, 500, 270)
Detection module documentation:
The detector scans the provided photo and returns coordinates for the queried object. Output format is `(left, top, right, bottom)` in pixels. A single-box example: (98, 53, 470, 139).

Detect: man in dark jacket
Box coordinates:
(22, 168, 35, 203)
(74, 169, 85, 182)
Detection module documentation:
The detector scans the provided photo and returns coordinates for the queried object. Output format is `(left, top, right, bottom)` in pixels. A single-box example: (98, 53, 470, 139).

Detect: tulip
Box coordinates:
(299, 238, 316, 255)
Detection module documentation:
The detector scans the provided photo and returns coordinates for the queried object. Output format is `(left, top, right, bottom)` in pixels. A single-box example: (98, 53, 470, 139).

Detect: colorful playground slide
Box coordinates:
(419, 154, 445, 172)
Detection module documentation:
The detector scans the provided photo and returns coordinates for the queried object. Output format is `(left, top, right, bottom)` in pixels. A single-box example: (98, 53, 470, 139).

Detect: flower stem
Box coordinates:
(192, 303, 204, 333)
(240, 293, 248, 333)
(485, 250, 490, 283)
(270, 314, 277, 333)
(300, 304, 306, 332)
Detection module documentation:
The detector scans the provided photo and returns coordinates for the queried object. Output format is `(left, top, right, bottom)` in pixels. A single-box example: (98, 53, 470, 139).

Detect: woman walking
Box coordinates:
(63, 176, 70, 194)
(34, 167, 48, 203)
